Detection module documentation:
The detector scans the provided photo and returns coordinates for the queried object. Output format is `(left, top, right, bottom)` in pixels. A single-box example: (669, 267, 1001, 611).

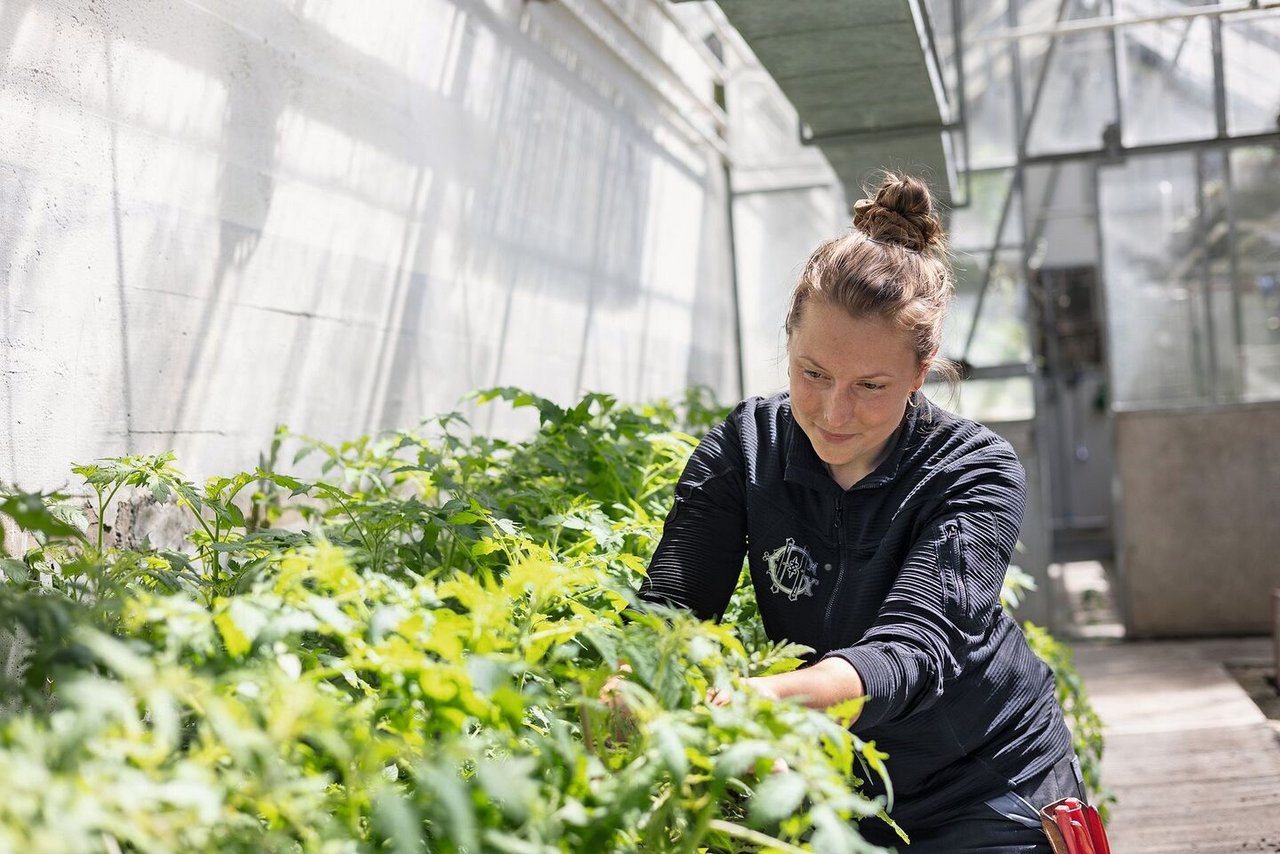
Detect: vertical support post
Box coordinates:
(723, 158, 746, 403)
(1210, 13, 1229, 139)
(1193, 151, 1217, 401)
(1273, 588, 1280, 691)
(1007, 0, 1061, 633)
(1108, 0, 1125, 143)
(1224, 147, 1247, 399)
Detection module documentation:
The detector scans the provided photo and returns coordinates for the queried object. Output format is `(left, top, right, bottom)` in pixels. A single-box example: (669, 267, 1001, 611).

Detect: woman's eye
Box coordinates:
(803, 369, 825, 381)
(862, 383, 886, 391)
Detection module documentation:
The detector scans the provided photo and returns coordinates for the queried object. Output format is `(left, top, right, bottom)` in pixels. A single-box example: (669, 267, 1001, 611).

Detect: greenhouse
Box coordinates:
(2, 0, 1278, 851)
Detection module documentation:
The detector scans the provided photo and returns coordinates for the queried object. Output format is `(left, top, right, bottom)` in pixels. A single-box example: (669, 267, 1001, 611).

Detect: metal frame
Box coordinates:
(956, 0, 1280, 375)
(970, 0, 1280, 43)
(795, 0, 975, 208)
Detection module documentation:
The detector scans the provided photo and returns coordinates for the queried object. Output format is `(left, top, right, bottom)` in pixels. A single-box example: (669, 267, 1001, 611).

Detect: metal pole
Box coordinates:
(951, 0, 973, 209)
(723, 158, 747, 403)
(1020, 129, 1280, 165)
(1224, 149, 1247, 400)
(970, 0, 1280, 44)
(1192, 151, 1213, 401)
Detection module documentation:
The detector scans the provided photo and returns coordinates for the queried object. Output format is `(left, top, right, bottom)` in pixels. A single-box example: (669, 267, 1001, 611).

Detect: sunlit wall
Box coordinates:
(0, 0, 751, 488)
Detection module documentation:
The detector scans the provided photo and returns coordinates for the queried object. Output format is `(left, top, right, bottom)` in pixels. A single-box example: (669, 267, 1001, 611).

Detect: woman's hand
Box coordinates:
(599, 662, 633, 708)
(709, 658, 864, 716)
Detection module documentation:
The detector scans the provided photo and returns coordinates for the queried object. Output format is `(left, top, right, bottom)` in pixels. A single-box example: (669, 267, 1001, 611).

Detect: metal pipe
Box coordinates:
(971, 0, 1280, 44)
(1193, 151, 1215, 402)
(1020, 129, 1280, 165)
(1108, 0, 1125, 145)
(1224, 148, 1247, 400)
(723, 159, 747, 402)
(1211, 15, 1230, 139)
(951, 0, 973, 208)
(801, 121, 961, 145)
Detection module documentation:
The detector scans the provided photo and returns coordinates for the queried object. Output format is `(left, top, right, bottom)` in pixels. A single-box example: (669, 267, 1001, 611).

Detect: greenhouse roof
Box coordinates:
(687, 0, 956, 203)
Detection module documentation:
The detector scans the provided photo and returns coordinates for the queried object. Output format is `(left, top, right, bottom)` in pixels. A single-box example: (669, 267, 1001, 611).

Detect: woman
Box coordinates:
(636, 174, 1085, 851)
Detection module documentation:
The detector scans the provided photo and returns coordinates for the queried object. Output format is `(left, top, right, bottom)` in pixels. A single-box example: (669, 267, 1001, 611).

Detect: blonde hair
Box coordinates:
(785, 173, 959, 383)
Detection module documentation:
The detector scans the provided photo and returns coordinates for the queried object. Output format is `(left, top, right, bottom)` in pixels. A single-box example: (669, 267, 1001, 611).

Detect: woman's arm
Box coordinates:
(744, 657, 865, 710)
(636, 413, 749, 622)
(817, 442, 1028, 730)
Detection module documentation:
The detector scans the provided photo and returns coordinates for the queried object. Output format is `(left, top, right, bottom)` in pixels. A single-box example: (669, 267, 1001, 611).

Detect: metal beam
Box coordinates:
(800, 120, 958, 145)
(1020, 129, 1280, 166)
(971, 0, 1280, 44)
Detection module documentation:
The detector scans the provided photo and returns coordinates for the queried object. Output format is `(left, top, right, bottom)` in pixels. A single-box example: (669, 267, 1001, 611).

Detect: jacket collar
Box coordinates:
(782, 391, 926, 494)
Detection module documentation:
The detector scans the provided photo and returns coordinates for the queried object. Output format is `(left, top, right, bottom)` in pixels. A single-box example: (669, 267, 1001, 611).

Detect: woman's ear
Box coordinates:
(913, 351, 937, 392)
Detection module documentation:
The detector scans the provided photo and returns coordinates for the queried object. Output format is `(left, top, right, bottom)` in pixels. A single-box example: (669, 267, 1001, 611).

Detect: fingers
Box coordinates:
(598, 662, 633, 707)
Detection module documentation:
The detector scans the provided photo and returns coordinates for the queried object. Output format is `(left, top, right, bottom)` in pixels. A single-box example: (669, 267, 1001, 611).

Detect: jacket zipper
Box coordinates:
(823, 492, 845, 636)
(941, 519, 965, 612)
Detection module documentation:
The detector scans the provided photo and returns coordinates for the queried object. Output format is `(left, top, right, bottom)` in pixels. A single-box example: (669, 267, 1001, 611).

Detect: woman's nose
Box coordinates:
(825, 393, 854, 427)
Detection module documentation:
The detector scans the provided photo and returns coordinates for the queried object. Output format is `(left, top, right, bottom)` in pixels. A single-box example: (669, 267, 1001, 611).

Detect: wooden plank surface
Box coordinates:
(1074, 638, 1280, 852)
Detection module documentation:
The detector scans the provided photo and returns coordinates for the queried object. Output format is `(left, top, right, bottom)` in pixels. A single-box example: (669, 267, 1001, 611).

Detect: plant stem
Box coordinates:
(706, 820, 810, 854)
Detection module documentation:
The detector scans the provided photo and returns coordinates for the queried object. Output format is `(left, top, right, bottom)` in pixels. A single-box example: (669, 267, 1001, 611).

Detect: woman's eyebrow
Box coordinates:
(795, 354, 896, 380)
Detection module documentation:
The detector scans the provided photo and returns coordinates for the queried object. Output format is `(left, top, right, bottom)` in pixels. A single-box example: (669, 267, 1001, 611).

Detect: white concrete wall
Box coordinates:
(724, 66, 845, 398)
(1114, 401, 1280, 637)
(1, 0, 746, 489)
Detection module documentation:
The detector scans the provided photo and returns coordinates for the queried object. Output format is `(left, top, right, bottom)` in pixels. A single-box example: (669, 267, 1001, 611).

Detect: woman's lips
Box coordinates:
(816, 426, 857, 443)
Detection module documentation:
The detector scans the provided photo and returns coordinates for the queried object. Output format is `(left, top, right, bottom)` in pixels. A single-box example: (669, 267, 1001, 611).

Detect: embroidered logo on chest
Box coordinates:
(763, 538, 820, 601)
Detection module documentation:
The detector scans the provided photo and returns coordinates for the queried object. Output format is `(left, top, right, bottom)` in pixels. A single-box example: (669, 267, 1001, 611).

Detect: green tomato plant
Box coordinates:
(0, 387, 1104, 852)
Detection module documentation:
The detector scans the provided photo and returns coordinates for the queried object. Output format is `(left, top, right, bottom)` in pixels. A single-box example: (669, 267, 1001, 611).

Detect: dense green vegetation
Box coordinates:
(0, 388, 1104, 852)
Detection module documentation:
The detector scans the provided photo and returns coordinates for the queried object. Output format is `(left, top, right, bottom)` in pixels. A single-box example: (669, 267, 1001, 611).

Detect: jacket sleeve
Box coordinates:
(822, 441, 1027, 731)
(636, 411, 748, 622)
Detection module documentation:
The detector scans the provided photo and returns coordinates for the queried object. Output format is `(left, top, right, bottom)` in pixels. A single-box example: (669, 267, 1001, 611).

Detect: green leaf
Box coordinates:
(749, 771, 808, 827)
(372, 788, 423, 854)
(0, 558, 29, 585)
(0, 491, 84, 541)
(475, 757, 539, 823)
(650, 720, 689, 779)
(826, 696, 866, 729)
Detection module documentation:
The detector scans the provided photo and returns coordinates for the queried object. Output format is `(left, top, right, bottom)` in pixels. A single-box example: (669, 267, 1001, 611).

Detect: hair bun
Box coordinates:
(851, 174, 943, 252)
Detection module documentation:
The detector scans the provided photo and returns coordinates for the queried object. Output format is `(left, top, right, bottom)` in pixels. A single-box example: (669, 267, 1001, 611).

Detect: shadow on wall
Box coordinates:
(166, 16, 286, 444)
(2, 0, 730, 487)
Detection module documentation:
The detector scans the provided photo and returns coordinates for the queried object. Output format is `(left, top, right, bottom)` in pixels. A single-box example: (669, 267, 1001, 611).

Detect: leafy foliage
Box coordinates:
(0, 386, 1104, 851)
(0, 389, 900, 853)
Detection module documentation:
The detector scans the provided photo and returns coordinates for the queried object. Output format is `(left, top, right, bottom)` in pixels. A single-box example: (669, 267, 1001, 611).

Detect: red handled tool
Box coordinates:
(1044, 798, 1109, 854)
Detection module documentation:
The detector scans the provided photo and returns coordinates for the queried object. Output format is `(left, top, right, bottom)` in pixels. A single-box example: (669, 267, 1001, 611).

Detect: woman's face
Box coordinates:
(788, 299, 929, 489)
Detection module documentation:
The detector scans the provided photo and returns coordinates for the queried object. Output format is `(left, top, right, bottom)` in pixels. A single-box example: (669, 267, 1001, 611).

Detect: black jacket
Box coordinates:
(638, 392, 1072, 828)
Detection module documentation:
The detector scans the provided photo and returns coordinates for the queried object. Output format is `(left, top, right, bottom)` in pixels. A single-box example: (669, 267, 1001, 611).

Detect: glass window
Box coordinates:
(1099, 153, 1208, 405)
(1023, 29, 1118, 156)
(1100, 147, 1280, 408)
(1118, 15, 1217, 147)
(1228, 147, 1280, 402)
(925, 376, 1035, 422)
(962, 7, 1020, 169)
(1223, 14, 1280, 136)
(946, 249, 1032, 366)
(948, 168, 1021, 251)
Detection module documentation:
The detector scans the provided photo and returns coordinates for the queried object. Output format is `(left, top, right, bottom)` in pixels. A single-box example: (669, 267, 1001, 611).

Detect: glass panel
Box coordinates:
(948, 168, 1021, 251)
(963, 5, 1019, 168)
(945, 249, 1031, 366)
(1024, 29, 1117, 155)
(1198, 150, 1238, 401)
(926, 377, 1036, 422)
(1223, 15, 1280, 136)
(1099, 153, 1210, 406)
(1119, 15, 1216, 147)
(1228, 147, 1280, 403)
